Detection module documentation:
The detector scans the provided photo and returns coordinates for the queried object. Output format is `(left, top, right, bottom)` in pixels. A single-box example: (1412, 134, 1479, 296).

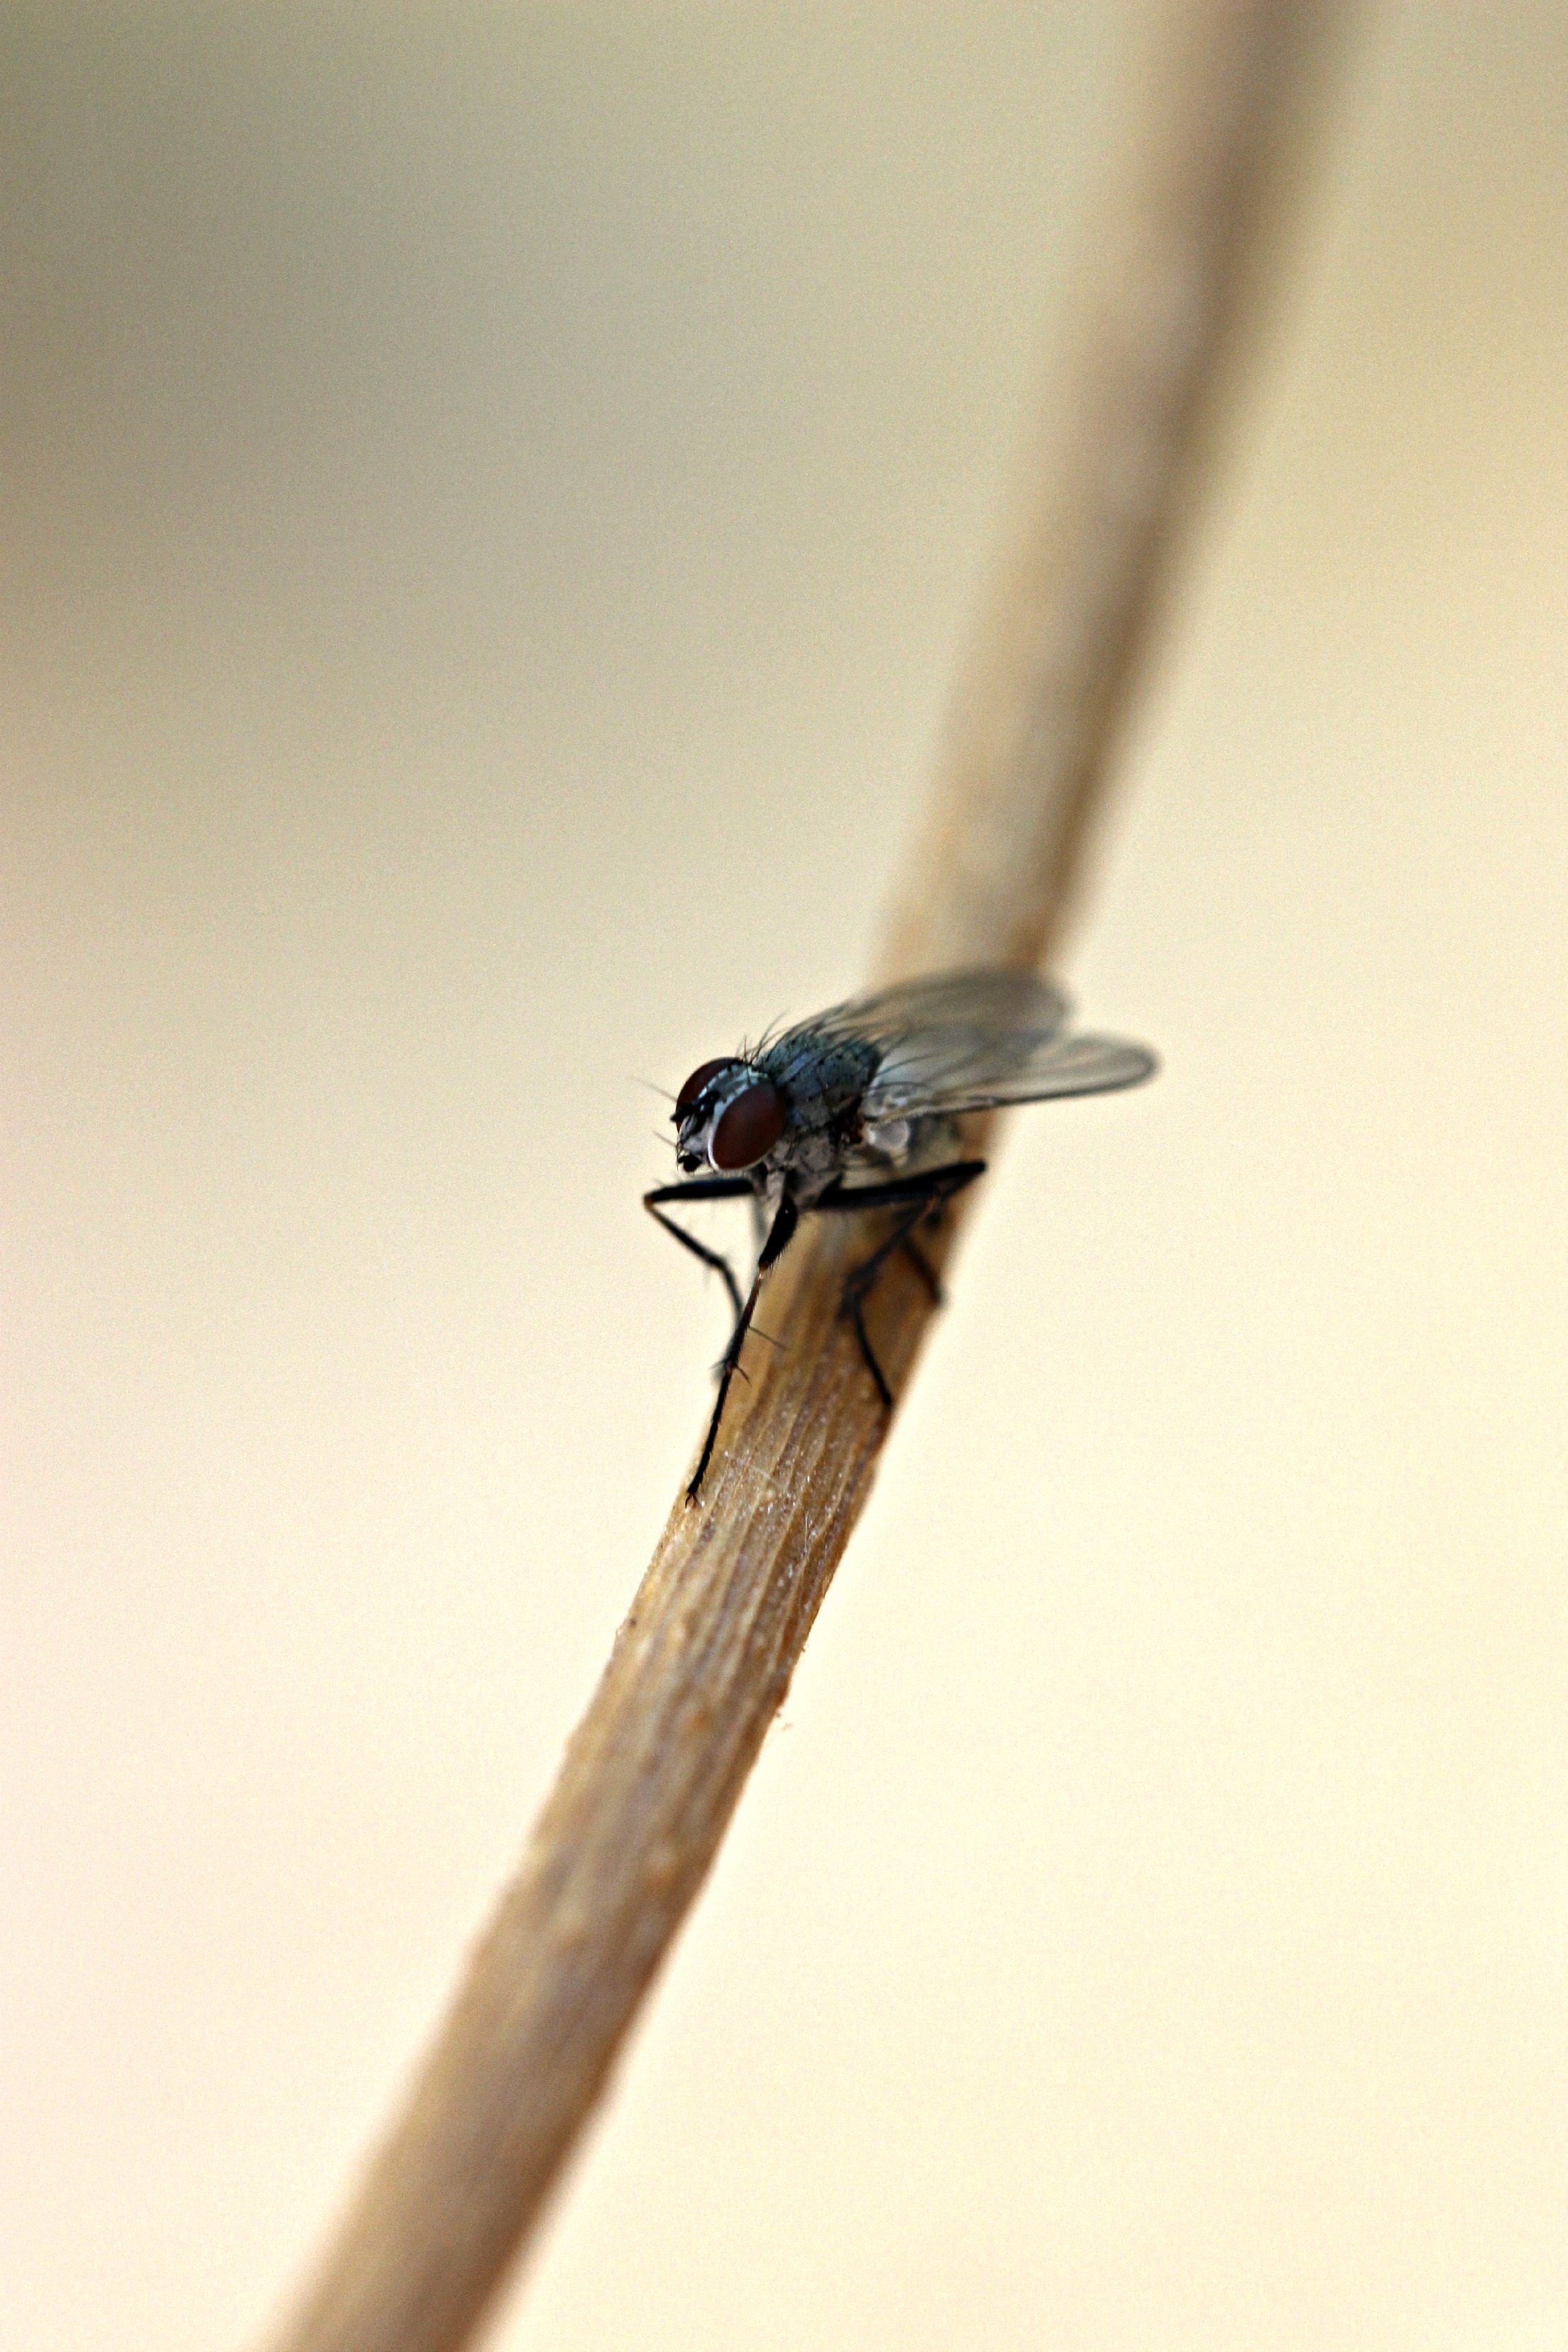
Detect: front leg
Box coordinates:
(644, 1175, 757, 1321)
(687, 1188, 800, 1503)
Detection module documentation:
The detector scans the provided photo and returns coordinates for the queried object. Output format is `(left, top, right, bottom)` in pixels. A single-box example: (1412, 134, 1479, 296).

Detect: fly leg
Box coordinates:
(899, 1181, 971, 1302)
(810, 1161, 986, 1408)
(687, 1189, 800, 1503)
(644, 1175, 757, 1321)
(900, 1234, 942, 1304)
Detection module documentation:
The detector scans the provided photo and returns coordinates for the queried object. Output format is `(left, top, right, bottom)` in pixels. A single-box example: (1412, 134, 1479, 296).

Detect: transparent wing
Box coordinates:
(775, 967, 1155, 1119)
(793, 968, 1071, 1052)
(776, 968, 1065, 1067)
(870, 1028, 1158, 1118)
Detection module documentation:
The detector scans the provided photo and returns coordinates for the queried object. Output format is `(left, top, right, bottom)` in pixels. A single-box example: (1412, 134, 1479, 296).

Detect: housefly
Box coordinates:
(646, 967, 1157, 1501)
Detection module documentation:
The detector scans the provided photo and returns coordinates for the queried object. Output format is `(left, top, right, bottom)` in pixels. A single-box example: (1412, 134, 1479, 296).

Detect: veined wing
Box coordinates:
(785, 968, 1155, 1119)
(778, 968, 1068, 1063)
(868, 1027, 1156, 1118)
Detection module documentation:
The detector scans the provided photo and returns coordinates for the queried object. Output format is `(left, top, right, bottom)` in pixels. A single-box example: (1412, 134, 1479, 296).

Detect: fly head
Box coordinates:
(673, 1059, 787, 1175)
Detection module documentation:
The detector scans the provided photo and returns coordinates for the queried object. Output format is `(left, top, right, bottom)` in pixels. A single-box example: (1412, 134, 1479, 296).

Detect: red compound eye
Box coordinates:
(676, 1058, 736, 1116)
(710, 1080, 785, 1172)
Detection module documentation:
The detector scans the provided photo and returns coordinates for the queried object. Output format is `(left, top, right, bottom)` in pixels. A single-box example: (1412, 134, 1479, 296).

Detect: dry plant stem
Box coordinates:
(264, 7, 1340, 2349)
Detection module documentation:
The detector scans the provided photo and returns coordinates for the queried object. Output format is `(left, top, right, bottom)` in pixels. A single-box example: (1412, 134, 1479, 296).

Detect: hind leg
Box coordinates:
(810, 1161, 985, 1404)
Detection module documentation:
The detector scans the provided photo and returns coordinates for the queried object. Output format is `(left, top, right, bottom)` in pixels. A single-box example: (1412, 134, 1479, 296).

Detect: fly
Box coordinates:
(645, 967, 1157, 1501)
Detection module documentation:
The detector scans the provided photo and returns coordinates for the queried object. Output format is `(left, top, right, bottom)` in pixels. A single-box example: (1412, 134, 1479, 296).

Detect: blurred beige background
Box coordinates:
(3, 6, 1565, 2348)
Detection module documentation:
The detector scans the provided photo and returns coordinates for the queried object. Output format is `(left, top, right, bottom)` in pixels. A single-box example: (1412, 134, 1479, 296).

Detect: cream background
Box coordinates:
(3, 7, 1564, 2348)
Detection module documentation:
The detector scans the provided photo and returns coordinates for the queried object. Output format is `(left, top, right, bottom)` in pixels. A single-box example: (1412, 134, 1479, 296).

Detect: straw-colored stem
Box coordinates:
(262, 7, 1340, 2348)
